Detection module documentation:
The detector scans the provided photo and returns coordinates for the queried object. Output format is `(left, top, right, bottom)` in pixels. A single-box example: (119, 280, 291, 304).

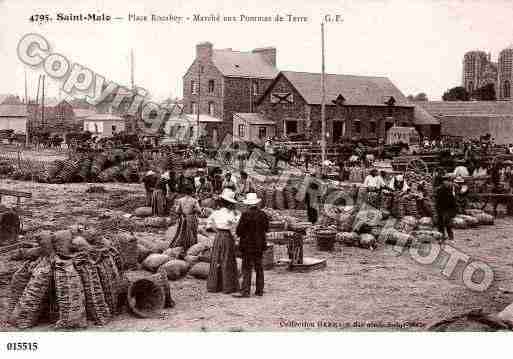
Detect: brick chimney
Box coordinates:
(196, 42, 213, 60)
(252, 47, 276, 67)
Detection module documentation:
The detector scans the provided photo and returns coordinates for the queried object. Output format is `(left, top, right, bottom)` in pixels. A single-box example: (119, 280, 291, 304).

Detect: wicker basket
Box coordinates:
(284, 187, 296, 210)
(111, 232, 138, 270)
(315, 228, 336, 251)
(127, 278, 165, 318)
(268, 220, 286, 232)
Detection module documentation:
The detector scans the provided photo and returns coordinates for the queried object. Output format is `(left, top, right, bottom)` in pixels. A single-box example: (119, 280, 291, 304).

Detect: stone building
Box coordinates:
(498, 46, 513, 100)
(182, 42, 278, 144)
(462, 50, 497, 94)
(255, 71, 415, 144)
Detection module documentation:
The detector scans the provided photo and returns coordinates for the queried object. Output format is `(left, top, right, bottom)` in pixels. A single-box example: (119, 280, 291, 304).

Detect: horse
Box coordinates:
(269, 146, 297, 171)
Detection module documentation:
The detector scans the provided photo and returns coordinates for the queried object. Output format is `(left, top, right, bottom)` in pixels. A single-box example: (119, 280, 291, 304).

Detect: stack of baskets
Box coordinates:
(284, 186, 296, 210)
(264, 187, 275, 209)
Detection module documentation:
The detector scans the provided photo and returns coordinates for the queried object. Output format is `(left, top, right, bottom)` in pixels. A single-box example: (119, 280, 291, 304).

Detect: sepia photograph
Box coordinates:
(0, 0, 512, 355)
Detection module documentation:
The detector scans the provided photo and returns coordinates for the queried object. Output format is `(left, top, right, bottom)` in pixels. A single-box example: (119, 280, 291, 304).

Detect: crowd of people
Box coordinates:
(142, 161, 270, 297)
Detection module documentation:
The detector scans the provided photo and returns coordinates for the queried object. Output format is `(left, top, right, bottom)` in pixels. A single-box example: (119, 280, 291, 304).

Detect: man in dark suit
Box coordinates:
(234, 193, 269, 297)
(435, 175, 458, 241)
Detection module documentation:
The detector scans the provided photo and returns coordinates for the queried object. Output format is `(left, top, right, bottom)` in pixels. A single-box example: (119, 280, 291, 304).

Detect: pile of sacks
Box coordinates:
(380, 216, 443, 247)
(335, 206, 382, 249)
(451, 209, 494, 229)
(7, 229, 124, 329)
(135, 223, 217, 281)
(334, 205, 444, 249)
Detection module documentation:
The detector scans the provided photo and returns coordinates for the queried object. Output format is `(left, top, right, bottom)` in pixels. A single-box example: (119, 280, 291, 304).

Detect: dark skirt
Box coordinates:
(307, 207, 318, 224)
(170, 214, 198, 252)
(207, 230, 240, 294)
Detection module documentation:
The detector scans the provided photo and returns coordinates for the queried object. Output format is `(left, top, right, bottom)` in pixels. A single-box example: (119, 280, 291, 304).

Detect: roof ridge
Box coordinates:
(282, 70, 387, 79)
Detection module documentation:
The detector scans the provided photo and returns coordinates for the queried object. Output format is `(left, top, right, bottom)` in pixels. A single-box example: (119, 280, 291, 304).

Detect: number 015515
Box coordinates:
(6, 342, 38, 351)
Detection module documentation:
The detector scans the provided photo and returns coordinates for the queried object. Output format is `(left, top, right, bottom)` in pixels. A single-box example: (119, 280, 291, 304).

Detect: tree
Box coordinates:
(472, 83, 496, 101)
(442, 86, 470, 101)
(414, 93, 428, 101)
(407, 93, 428, 102)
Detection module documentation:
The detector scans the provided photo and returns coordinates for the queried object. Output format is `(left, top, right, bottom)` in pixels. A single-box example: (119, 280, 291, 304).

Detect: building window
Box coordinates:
(369, 121, 377, 134)
(94, 123, 99, 133)
(252, 82, 259, 96)
(238, 124, 245, 138)
(352, 120, 361, 134)
(208, 102, 215, 116)
(504, 80, 511, 98)
(258, 126, 267, 139)
(191, 81, 197, 94)
(208, 80, 215, 93)
(285, 120, 298, 135)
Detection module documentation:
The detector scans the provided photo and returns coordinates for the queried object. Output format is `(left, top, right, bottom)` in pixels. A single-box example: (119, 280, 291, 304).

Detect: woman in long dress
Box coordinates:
(170, 185, 202, 252)
(204, 188, 240, 294)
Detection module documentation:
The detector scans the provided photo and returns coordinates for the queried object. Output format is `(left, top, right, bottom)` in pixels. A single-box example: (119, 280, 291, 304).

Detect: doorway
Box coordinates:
(333, 121, 345, 143)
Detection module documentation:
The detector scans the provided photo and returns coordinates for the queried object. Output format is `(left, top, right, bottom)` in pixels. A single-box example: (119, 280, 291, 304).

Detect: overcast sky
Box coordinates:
(1, 0, 513, 102)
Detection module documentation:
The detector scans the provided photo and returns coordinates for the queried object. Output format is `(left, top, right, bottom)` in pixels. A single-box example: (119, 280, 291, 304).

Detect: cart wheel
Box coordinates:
(406, 158, 429, 175)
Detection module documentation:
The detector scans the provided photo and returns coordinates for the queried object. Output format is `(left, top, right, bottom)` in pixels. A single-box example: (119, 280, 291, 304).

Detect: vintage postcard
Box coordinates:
(0, 0, 512, 355)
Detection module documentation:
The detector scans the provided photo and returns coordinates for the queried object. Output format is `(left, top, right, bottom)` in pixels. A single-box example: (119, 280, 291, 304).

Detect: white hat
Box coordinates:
(219, 188, 238, 204)
(396, 174, 404, 181)
(243, 193, 261, 205)
(145, 170, 156, 177)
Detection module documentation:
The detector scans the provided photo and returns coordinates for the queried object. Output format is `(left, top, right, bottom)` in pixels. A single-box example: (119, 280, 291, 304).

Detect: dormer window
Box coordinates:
(385, 96, 396, 106)
(332, 94, 346, 106)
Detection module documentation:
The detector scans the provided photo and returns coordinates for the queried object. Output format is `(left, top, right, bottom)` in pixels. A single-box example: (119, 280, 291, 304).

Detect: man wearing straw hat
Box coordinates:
(234, 193, 269, 298)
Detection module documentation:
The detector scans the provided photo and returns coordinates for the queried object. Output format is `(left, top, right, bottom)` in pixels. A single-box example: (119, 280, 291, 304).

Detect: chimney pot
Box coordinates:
(196, 42, 213, 60)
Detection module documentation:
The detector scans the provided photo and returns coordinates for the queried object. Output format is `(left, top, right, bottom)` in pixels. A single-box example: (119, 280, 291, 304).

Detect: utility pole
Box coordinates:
(41, 75, 45, 128)
(24, 71, 29, 146)
(130, 49, 135, 90)
(321, 22, 327, 173)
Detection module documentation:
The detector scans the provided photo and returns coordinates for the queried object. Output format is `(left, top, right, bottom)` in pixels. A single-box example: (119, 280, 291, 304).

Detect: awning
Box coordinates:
(234, 112, 275, 126)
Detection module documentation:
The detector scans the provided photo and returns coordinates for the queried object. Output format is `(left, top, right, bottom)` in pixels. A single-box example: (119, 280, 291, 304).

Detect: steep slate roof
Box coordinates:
(418, 101, 513, 117)
(0, 104, 28, 117)
(234, 112, 275, 125)
(413, 105, 440, 125)
(212, 49, 278, 79)
(277, 71, 412, 106)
